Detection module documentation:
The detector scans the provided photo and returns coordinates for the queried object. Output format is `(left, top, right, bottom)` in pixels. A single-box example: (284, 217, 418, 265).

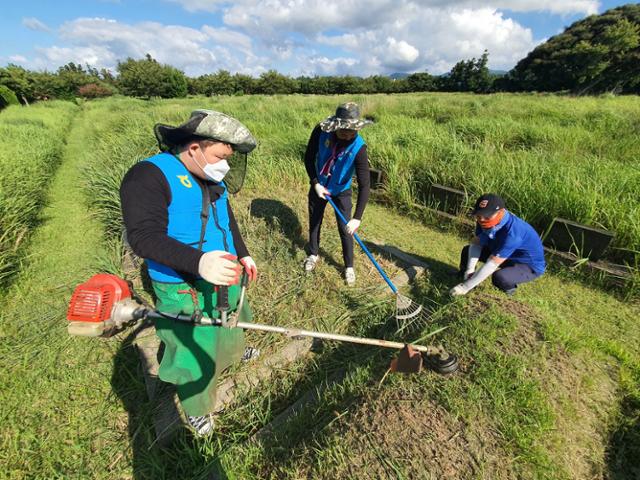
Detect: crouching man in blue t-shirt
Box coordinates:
(450, 194, 546, 297)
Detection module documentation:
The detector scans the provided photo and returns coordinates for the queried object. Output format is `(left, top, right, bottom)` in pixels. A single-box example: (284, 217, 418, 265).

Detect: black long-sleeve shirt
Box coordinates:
(120, 160, 249, 278)
(304, 125, 370, 220)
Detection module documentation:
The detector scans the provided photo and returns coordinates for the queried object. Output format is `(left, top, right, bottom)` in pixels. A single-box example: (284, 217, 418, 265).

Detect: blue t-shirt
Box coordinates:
(476, 211, 546, 274)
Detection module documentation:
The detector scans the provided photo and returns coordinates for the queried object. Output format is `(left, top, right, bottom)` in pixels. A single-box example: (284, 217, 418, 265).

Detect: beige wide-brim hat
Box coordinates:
(318, 102, 374, 133)
(154, 109, 257, 153)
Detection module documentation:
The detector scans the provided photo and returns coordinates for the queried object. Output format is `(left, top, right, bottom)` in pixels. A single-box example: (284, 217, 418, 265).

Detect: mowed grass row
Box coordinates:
(0, 101, 77, 287)
(73, 96, 640, 479)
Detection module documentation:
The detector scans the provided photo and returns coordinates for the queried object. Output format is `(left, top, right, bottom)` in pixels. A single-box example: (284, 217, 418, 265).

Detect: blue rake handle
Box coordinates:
(326, 196, 398, 294)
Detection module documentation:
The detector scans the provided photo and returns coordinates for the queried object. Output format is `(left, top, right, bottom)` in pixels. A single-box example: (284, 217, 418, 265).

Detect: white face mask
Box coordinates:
(196, 149, 231, 182)
(203, 159, 230, 182)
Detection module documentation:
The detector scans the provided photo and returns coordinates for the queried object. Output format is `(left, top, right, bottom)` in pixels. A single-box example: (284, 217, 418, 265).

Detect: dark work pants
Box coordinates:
(308, 188, 354, 268)
(459, 245, 542, 292)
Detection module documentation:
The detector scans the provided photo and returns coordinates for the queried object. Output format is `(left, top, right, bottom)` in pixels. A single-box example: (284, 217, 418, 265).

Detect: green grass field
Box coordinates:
(0, 93, 639, 479)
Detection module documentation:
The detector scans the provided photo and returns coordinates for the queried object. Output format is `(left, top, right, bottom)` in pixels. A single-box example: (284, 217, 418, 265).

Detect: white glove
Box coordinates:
(346, 219, 361, 235)
(450, 283, 470, 296)
(465, 244, 482, 279)
(461, 258, 500, 291)
(239, 256, 258, 282)
(314, 183, 330, 199)
(198, 250, 242, 285)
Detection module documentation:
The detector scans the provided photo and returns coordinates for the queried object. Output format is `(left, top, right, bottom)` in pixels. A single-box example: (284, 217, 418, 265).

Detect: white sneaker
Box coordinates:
(187, 414, 215, 436)
(345, 267, 356, 286)
(303, 255, 319, 272)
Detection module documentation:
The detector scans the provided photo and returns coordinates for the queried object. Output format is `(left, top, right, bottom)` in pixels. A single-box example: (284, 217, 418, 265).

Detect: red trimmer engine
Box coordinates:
(67, 274, 143, 337)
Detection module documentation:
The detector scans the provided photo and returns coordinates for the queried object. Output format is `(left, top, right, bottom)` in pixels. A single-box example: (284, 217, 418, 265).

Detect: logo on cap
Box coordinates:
(479, 200, 488, 208)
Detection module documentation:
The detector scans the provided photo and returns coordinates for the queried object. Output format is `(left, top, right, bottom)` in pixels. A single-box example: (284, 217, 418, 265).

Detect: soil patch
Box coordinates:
(318, 389, 515, 479)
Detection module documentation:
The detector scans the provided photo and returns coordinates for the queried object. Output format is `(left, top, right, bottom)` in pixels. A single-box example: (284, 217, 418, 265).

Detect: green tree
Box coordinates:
(55, 63, 99, 100)
(193, 70, 237, 96)
(233, 73, 257, 95)
(509, 4, 640, 93)
(0, 84, 19, 109)
(331, 75, 366, 94)
(0, 64, 34, 103)
(117, 54, 187, 98)
(256, 70, 298, 94)
(406, 72, 436, 92)
(370, 75, 395, 93)
(296, 76, 333, 94)
(30, 71, 64, 100)
(443, 50, 492, 93)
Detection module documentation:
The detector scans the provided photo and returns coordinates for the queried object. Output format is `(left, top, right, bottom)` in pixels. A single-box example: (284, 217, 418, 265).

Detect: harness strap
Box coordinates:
(179, 177, 211, 322)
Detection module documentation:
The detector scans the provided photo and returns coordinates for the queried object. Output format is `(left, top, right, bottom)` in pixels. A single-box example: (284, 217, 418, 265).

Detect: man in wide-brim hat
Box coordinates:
(450, 193, 546, 297)
(303, 102, 374, 285)
(120, 109, 259, 436)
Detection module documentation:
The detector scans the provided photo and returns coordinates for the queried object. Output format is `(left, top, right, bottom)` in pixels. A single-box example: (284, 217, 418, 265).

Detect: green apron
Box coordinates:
(152, 279, 252, 416)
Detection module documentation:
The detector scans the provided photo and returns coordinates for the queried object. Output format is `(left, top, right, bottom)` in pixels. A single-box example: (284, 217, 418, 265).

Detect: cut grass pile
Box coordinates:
(0, 101, 77, 287)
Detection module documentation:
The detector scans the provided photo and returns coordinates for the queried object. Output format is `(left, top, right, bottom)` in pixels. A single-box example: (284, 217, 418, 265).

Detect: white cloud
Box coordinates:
(300, 56, 360, 76)
(38, 45, 118, 69)
(311, 6, 535, 74)
(22, 17, 51, 33)
(374, 38, 420, 70)
(202, 26, 253, 54)
(23, 17, 267, 76)
(9, 55, 28, 63)
(15, 0, 599, 77)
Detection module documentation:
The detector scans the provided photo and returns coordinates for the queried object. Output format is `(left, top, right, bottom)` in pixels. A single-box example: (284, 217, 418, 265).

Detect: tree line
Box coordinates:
(1, 4, 638, 108)
(0, 52, 494, 105)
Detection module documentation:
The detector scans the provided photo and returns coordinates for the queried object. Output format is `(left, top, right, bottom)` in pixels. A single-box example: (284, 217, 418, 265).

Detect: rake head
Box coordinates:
(395, 293, 423, 320)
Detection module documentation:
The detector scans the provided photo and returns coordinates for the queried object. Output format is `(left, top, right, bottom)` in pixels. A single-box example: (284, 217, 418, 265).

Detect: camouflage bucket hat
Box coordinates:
(154, 110, 257, 153)
(318, 102, 374, 133)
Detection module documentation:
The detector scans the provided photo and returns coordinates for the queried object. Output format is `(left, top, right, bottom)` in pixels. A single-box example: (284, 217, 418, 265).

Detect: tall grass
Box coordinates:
(363, 94, 640, 265)
(0, 101, 77, 287)
(81, 93, 640, 266)
(36, 95, 634, 307)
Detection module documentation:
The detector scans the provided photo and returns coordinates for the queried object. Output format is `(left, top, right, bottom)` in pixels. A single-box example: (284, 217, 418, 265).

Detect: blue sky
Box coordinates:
(0, 0, 632, 77)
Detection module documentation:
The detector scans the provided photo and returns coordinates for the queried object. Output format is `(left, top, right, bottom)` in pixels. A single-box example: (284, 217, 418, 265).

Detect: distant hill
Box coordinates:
(508, 4, 640, 94)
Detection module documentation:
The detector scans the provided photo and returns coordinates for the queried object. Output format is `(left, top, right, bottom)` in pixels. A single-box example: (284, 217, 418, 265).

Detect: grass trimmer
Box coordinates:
(66, 274, 458, 374)
(326, 196, 425, 324)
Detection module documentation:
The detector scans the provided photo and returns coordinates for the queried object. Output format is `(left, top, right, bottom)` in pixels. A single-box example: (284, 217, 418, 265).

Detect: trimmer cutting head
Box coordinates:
(389, 344, 423, 374)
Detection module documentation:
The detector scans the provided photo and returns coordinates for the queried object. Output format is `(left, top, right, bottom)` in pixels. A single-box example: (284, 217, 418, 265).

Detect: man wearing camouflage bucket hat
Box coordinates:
(303, 102, 374, 285)
(119, 110, 259, 436)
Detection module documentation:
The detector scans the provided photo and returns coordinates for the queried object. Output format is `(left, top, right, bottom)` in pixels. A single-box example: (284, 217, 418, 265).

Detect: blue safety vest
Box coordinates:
(143, 153, 236, 283)
(315, 131, 365, 195)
